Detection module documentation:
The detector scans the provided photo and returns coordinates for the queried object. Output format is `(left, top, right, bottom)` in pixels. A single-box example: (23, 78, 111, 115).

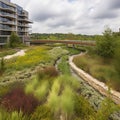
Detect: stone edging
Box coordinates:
(69, 53, 120, 105)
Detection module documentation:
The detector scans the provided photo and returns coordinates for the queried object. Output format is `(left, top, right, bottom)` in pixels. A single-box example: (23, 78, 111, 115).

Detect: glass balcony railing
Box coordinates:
(18, 13, 28, 17)
(17, 18, 33, 23)
(0, 6, 16, 12)
(1, 21, 16, 25)
(18, 29, 28, 32)
(0, 13, 16, 19)
(0, 27, 16, 31)
(18, 24, 31, 28)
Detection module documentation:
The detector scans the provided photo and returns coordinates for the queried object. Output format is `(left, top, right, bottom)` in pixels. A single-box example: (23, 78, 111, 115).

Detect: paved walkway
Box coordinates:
(69, 53, 120, 105)
(4, 50, 26, 60)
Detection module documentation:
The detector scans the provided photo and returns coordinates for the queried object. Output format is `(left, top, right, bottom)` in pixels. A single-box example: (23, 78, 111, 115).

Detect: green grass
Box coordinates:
(57, 55, 71, 75)
(73, 54, 120, 91)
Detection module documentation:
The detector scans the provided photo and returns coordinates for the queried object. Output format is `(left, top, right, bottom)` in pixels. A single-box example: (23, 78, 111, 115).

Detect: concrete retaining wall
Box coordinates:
(69, 53, 120, 105)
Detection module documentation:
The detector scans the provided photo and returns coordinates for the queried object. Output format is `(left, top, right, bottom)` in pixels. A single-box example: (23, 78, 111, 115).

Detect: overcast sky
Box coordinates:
(11, 0, 120, 35)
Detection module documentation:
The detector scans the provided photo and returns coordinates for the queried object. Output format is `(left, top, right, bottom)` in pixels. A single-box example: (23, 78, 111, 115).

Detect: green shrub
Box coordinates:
(9, 32, 21, 48)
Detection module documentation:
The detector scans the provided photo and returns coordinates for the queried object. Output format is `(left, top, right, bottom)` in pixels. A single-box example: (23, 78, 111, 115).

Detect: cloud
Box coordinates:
(11, 0, 120, 34)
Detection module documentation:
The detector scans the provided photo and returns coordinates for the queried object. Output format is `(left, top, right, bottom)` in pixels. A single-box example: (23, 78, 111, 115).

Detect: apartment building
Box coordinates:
(0, 0, 32, 44)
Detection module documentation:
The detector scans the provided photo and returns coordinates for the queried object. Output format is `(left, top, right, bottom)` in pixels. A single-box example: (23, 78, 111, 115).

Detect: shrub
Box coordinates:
(37, 66, 58, 81)
(9, 32, 21, 48)
(44, 66, 58, 77)
(1, 87, 39, 114)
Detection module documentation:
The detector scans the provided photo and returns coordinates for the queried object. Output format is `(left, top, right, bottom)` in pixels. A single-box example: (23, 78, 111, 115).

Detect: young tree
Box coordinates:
(0, 58, 5, 74)
(96, 27, 115, 58)
(9, 32, 21, 48)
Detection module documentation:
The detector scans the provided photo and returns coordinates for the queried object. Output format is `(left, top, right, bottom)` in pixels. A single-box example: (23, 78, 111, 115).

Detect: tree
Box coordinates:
(96, 27, 115, 58)
(9, 32, 21, 48)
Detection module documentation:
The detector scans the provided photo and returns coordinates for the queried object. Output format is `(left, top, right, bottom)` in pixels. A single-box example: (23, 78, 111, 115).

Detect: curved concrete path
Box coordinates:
(69, 53, 120, 105)
(3, 50, 26, 60)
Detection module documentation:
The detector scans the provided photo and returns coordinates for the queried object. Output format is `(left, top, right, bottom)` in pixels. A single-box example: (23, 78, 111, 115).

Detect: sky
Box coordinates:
(11, 0, 120, 35)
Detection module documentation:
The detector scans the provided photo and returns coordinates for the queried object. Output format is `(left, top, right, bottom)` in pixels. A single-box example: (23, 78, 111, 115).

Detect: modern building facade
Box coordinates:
(0, 0, 32, 44)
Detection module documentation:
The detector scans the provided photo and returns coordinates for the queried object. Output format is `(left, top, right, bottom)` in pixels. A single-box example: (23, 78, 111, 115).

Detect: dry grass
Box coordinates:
(73, 54, 120, 91)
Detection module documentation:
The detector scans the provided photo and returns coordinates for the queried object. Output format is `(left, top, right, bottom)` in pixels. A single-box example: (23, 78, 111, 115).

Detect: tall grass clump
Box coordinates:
(0, 109, 29, 120)
(25, 66, 58, 101)
(61, 86, 74, 120)
(34, 81, 49, 100)
(25, 78, 50, 101)
(47, 75, 80, 120)
(31, 104, 53, 120)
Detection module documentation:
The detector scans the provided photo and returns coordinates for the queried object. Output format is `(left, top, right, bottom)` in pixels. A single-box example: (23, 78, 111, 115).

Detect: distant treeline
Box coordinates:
(30, 33, 103, 41)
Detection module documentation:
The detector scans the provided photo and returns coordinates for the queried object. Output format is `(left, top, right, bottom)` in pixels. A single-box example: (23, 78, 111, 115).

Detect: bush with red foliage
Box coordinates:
(37, 66, 59, 80)
(0, 87, 39, 114)
(44, 66, 58, 77)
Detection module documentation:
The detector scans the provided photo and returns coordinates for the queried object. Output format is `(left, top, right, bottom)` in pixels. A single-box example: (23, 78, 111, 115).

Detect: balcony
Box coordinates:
(0, 21, 16, 26)
(0, 27, 16, 31)
(18, 24, 31, 28)
(0, 6, 16, 13)
(17, 18, 33, 23)
(0, 13, 16, 19)
(18, 29, 28, 33)
(18, 13, 28, 17)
